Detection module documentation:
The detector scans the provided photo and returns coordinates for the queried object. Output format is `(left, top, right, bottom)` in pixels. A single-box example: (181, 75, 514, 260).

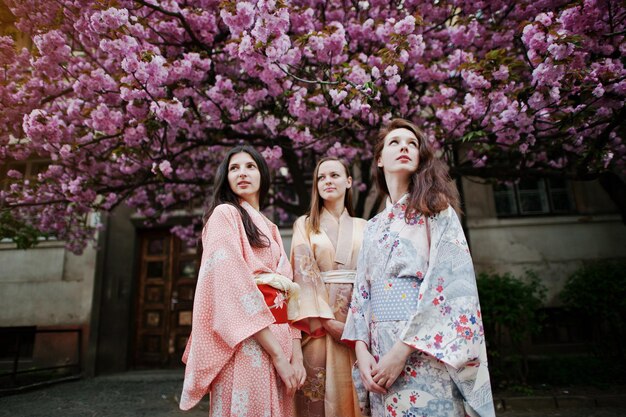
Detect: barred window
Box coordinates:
(494, 178, 575, 217)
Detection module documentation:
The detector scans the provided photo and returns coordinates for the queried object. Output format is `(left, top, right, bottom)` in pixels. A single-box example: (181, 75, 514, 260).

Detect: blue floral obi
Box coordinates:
(370, 276, 421, 322)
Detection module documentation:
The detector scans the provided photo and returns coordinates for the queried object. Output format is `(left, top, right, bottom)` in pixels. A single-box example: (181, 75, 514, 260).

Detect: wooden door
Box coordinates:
(134, 231, 199, 367)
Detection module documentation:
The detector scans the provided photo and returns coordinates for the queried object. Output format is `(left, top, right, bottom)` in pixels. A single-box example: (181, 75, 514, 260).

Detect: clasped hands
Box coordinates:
(355, 340, 415, 394)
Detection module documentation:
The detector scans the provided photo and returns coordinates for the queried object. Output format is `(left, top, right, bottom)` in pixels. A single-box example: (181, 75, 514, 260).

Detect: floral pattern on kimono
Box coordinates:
(343, 195, 495, 417)
(291, 209, 367, 417)
(180, 202, 300, 417)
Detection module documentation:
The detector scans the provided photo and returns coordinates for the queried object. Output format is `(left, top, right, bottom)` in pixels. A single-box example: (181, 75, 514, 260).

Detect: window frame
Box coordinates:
(493, 178, 576, 218)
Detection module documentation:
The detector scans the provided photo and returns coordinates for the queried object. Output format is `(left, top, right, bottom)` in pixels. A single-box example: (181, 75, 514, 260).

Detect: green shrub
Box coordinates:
(477, 270, 546, 385)
(0, 209, 45, 249)
(561, 260, 626, 358)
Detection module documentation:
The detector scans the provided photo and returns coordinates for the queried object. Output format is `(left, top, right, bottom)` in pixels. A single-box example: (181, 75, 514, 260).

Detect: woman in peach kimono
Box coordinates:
(291, 157, 367, 417)
(180, 145, 306, 416)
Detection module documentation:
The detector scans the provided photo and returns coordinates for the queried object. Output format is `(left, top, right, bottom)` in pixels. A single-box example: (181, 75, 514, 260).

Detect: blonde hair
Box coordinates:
(305, 157, 355, 234)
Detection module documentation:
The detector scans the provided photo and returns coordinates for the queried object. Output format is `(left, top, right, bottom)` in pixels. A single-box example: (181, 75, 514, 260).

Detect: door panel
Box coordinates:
(135, 231, 199, 367)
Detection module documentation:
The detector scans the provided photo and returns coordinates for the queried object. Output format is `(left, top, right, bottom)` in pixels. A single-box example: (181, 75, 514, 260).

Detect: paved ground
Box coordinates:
(0, 371, 624, 417)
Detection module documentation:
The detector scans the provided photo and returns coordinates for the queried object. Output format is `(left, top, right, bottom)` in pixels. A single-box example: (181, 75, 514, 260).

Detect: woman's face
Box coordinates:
(316, 160, 352, 204)
(227, 152, 261, 205)
(377, 128, 420, 176)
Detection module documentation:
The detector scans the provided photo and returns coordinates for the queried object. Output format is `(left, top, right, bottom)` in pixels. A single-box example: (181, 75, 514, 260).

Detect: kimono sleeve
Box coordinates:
(290, 216, 334, 335)
(202, 205, 275, 347)
(398, 208, 495, 417)
(341, 237, 371, 347)
(398, 208, 484, 367)
(180, 204, 275, 410)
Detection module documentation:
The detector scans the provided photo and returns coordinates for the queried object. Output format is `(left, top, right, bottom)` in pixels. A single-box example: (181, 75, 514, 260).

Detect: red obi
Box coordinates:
(257, 284, 288, 324)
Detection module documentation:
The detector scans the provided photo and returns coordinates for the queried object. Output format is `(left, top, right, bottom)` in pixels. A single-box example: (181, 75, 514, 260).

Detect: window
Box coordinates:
(494, 178, 575, 217)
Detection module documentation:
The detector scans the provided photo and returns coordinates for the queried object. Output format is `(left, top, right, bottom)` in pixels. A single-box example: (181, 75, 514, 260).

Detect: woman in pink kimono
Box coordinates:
(291, 157, 367, 417)
(180, 145, 306, 416)
(342, 119, 495, 417)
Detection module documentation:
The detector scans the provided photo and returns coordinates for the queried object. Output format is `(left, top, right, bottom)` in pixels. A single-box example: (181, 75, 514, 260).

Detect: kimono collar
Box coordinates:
(240, 199, 262, 218)
(320, 207, 354, 266)
(385, 192, 410, 211)
(240, 200, 272, 236)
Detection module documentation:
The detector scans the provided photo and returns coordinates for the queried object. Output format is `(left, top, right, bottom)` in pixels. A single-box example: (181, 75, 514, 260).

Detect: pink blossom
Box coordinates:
(547, 42, 573, 60)
(329, 89, 348, 105)
(492, 65, 509, 81)
(221, 2, 256, 35)
(528, 91, 546, 109)
(592, 84, 605, 97)
(90, 8, 129, 33)
(89, 104, 124, 135)
(461, 70, 491, 89)
(535, 12, 554, 27)
(532, 63, 565, 87)
(473, 156, 488, 168)
(150, 99, 186, 127)
(522, 24, 547, 52)
(393, 15, 416, 35)
(158, 160, 173, 177)
(519, 143, 529, 154)
(7, 169, 23, 179)
(33, 30, 70, 60)
(435, 106, 466, 133)
(346, 64, 370, 86)
(59, 144, 72, 159)
(464, 93, 487, 120)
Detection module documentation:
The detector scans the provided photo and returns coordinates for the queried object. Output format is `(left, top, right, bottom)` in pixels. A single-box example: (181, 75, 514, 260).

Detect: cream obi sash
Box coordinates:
(254, 273, 301, 321)
(320, 270, 357, 285)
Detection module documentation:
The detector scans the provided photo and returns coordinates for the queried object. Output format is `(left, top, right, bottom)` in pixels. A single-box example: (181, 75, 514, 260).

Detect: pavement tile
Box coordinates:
(503, 396, 557, 411)
(2, 371, 626, 417)
(556, 396, 596, 408)
(595, 395, 626, 408)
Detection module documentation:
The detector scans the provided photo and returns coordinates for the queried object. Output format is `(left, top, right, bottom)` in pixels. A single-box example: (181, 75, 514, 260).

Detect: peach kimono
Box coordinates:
(180, 202, 300, 416)
(290, 209, 367, 417)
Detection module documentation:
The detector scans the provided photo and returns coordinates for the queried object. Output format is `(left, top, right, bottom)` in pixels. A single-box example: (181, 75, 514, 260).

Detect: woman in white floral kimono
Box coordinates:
(342, 119, 495, 417)
(291, 157, 367, 417)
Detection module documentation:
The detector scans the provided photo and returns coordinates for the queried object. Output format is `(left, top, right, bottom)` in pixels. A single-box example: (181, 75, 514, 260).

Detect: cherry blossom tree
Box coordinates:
(1, 0, 624, 253)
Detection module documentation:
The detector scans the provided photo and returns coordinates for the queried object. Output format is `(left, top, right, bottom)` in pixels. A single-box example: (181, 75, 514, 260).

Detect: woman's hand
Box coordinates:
(291, 339, 307, 389)
(371, 341, 415, 389)
(273, 355, 299, 396)
(253, 327, 300, 396)
(290, 356, 307, 389)
(321, 319, 345, 342)
(355, 341, 387, 395)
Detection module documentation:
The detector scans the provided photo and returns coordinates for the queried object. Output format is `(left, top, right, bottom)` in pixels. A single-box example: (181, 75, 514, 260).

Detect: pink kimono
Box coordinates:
(180, 202, 300, 416)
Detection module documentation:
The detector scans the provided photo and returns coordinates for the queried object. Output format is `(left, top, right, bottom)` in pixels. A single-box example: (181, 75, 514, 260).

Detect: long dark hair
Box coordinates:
(306, 157, 355, 234)
(204, 145, 271, 248)
(373, 118, 460, 218)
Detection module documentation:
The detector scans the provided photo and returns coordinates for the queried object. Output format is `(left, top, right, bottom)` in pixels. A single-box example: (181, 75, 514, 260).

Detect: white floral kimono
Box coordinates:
(342, 195, 495, 417)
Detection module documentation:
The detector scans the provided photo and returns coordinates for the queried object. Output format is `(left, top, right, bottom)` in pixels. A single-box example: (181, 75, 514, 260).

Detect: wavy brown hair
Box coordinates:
(306, 157, 355, 234)
(373, 118, 460, 218)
